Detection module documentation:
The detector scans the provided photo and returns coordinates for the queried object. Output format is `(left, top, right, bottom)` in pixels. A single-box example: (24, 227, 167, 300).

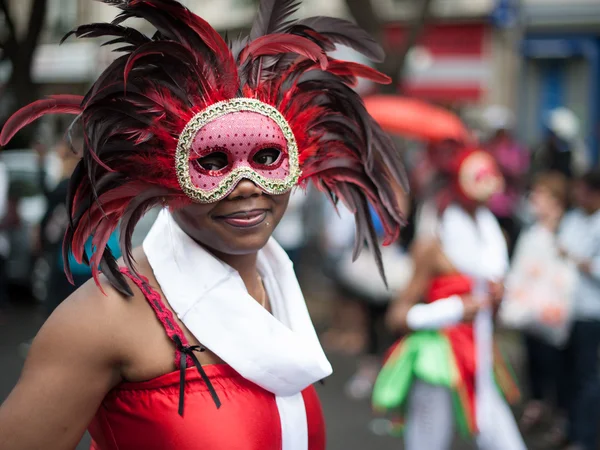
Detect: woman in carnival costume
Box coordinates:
(373, 147, 526, 449)
(0, 1, 407, 449)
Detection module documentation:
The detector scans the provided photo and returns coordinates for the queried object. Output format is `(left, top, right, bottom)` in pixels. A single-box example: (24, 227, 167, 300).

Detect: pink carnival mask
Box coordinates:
(175, 98, 301, 203)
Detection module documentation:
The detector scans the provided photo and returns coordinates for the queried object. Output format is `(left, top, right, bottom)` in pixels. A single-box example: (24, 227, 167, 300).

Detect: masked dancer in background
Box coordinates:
(373, 148, 525, 449)
(0, 1, 407, 449)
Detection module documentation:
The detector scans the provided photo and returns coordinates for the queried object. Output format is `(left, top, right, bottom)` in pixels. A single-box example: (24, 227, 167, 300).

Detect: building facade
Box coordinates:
(375, 0, 503, 107)
(518, 0, 600, 163)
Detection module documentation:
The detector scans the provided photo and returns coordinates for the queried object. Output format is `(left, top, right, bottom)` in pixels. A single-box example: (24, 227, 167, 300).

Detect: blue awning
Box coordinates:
(523, 3, 600, 29)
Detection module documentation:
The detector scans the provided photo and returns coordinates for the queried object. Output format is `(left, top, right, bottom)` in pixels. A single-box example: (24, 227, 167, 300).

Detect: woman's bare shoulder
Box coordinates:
(409, 237, 441, 262)
(34, 256, 151, 369)
(0, 265, 149, 450)
(64, 247, 150, 315)
(63, 275, 134, 316)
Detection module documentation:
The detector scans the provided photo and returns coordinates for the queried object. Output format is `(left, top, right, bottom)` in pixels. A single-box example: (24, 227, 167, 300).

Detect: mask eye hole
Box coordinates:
(252, 147, 282, 167)
(194, 151, 229, 171)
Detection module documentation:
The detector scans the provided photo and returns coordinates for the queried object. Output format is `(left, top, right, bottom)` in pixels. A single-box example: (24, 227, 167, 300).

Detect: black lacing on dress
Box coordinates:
(119, 268, 222, 416)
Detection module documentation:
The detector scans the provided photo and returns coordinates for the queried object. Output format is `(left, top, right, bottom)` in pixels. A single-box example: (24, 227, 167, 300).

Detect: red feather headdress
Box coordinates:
(0, 0, 407, 295)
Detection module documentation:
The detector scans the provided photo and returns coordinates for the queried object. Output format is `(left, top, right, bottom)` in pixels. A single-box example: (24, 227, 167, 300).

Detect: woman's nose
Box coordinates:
(227, 178, 264, 200)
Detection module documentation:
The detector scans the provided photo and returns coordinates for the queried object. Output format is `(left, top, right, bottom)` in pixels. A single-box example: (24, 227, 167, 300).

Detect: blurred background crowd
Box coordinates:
(1, 0, 600, 449)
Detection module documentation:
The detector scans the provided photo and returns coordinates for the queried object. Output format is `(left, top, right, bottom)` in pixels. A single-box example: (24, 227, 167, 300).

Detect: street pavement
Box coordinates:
(1, 298, 537, 450)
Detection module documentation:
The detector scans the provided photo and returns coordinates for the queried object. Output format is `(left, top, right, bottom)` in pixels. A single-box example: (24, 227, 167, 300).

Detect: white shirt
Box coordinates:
(558, 208, 600, 321)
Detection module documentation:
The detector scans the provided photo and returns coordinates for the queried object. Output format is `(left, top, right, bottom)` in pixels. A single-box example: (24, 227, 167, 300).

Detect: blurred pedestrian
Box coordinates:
(532, 108, 589, 180)
(374, 148, 525, 449)
(482, 105, 530, 257)
(558, 169, 600, 450)
(500, 172, 571, 437)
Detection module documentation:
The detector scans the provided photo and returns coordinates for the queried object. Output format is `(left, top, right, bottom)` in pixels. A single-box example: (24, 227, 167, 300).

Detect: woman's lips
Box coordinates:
(217, 210, 268, 228)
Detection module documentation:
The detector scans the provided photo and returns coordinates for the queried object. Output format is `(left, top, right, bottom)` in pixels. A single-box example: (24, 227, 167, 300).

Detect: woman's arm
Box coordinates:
(404, 296, 465, 330)
(0, 280, 127, 450)
(386, 239, 439, 333)
(386, 239, 482, 333)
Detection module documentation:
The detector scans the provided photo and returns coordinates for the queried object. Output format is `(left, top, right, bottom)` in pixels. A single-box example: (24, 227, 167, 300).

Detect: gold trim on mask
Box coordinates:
(175, 98, 301, 203)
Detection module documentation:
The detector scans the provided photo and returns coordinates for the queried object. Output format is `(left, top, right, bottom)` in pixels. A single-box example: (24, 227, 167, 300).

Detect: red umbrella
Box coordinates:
(363, 95, 469, 143)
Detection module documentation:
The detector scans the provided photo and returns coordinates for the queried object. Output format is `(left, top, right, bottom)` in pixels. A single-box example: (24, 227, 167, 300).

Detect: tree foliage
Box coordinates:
(0, 0, 48, 148)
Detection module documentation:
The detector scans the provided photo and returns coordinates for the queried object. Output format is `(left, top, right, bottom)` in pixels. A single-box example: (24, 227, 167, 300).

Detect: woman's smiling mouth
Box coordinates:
(215, 209, 269, 228)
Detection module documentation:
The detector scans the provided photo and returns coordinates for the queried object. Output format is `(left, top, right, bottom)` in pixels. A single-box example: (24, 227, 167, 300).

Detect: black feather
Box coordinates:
(66, 160, 86, 229)
(338, 183, 387, 286)
(230, 35, 249, 62)
(83, 54, 130, 107)
(293, 17, 385, 62)
(70, 172, 128, 224)
(61, 22, 150, 47)
(118, 190, 168, 274)
(249, 0, 301, 41)
(99, 248, 134, 297)
(286, 25, 336, 52)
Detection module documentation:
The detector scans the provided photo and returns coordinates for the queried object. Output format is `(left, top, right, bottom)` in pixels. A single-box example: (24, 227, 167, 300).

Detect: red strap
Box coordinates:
(119, 268, 193, 368)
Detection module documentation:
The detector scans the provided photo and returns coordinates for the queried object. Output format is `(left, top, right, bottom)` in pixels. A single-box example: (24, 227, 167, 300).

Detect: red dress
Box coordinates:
(88, 270, 325, 450)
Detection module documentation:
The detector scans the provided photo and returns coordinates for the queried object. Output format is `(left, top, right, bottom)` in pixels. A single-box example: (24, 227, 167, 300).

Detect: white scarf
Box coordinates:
(439, 204, 508, 281)
(143, 209, 332, 397)
(438, 204, 509, 434)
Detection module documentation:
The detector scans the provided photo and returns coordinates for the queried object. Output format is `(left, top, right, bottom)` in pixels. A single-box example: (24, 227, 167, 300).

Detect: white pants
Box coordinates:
(404, 381, 526, 450)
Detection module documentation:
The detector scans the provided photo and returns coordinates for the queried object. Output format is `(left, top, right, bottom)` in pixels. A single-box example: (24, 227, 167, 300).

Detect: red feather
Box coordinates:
(327, 60, 391, 85)
(240, 34, 328, 69)
(0, 95, 83, 146)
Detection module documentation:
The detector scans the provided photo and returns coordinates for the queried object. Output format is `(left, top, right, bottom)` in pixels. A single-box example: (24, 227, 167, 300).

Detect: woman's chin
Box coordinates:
(202, 231, 273, 257)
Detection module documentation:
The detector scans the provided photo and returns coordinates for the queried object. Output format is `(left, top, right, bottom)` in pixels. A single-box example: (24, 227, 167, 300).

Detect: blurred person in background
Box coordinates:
(0, 1, 408, 448)
(557, 170, 600, 450)
(532, 108, 589, 180)
(373, 148, 525, 450)
(482, 105, 530, 257)
(0, 159, 9, 311)
(502, 172, 571, 439)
